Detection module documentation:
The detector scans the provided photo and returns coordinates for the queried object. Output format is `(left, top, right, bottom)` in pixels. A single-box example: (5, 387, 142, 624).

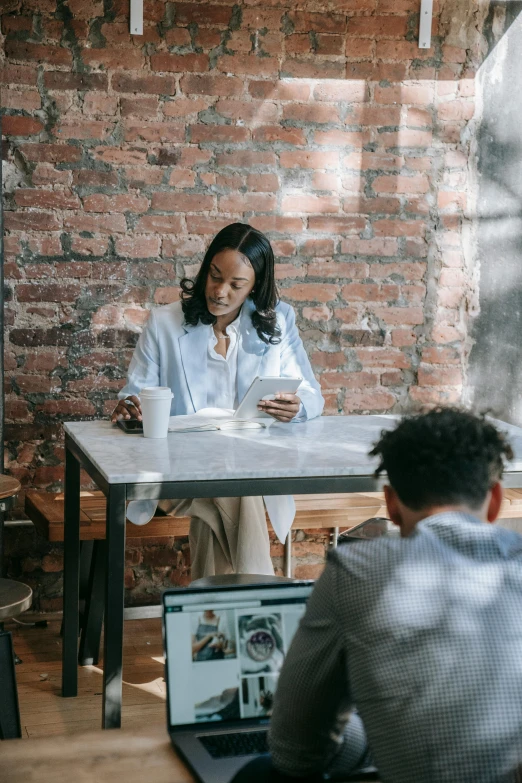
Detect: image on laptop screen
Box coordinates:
(163, 585, 313, 728)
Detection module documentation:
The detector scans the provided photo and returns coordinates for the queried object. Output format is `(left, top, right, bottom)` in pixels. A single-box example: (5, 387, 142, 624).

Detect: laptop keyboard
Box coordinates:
(199, 730, 268, 758)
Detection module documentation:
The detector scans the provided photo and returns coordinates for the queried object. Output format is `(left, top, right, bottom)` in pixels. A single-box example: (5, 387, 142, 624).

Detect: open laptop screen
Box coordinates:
(163, 584, 313, 729)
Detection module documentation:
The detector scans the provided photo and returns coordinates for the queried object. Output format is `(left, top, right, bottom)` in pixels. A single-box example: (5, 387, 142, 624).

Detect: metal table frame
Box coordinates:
(62, 431, 522, 729)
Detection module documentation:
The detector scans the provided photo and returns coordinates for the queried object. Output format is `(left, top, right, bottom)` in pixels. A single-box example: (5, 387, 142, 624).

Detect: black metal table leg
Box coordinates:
(62, 445, 80, 697)
(102, 485, 126, 729)
(0, 629, 22, 739)
(79, 540, 106, 666)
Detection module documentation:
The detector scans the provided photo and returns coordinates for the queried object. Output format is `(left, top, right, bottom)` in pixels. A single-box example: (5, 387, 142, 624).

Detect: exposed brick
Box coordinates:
(83, 48, 145, 70)
(249, 80, 311, 101)
(282, 283, 339, 303)
(219, 193, 277, 213)
(1, 64, 38, 85)
(369, 262, 427, 281)
(180, 74, 243, 97)
(253, 126, 306, 145)
(38, 399, 96, 416)
(135, 215, 184, 234)
(17, 283, 81, 303)
(44, 71, 108, 90)
(280, 150, 339, 170)
(83, 194, 149, 213)
(373, 175, 430, 195)
(355, 348, 410, 369)
(163, 97, 211, 118)
(314, 129, 368, 147)
(343, 389, 396, 412)
(115, 236, 161, 258)
(151, 193, 215, 212)
(217, 55, 279, 77)
(418, 365, 463, 386)
(216, 150, 277, 168)
(83, 93, 118, 116)
(112, 73, 177, 95)
(55, 120, 114, 141)
(14, 189, 80, 210)
(283, 103, 340, 124)
(123, 122, 184, 143)
(282, 58, 346, 79)
(73, 170, 119, 187)
(341, 238, 398, 256)
(313, 81, 369, 103)
(246, 173, 279, 192)
(154, 286, 181, 304)
(374, 306, 424, 325)
(151, 53, 209, 73)
(91, 147, 148, 164)
(163, 235, 206, 257)
(4, 211, 62, 231)
(5, 41, 72, 66)
(2, 116, 43, 136)
(308, 216, 366, 234)
(374, 85, 434, 106)
(191, 125, 250, 144)
(63, 213, 127, 234)
(174, 3, 232, 25)
(2, 88, 41, 111)
(308, 261, 367, 278)
(168, 169, 196, 187)
(282, 194, 339, 214)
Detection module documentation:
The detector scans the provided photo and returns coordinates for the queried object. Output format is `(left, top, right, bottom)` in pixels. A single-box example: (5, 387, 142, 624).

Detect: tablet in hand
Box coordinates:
(234, 377, 301, 420)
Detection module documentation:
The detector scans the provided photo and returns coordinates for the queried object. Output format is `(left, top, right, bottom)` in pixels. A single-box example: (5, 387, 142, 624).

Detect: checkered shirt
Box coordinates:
(269, 512, 522, 782)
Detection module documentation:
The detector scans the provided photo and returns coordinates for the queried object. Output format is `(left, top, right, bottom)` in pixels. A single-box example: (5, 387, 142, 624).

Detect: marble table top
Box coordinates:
(64, 416, 522, 486)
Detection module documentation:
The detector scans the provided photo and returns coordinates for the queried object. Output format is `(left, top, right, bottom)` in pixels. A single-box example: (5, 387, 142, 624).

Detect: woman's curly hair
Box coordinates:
(180, 223, 281, 345)
(370, 407, 513, 510)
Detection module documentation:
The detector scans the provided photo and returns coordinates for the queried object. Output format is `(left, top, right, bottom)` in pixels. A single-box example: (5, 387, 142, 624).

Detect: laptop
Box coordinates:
(162, 581, 379, 783)
(162, 581, 314, 782)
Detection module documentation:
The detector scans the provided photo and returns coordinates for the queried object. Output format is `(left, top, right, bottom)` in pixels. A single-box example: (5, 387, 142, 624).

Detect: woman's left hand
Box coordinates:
(258, 393, 301, 423)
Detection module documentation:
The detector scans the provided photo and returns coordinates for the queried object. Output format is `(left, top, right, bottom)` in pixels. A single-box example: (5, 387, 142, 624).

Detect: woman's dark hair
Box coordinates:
(370, 407, 513, 511)
(180, 223, 281, 344)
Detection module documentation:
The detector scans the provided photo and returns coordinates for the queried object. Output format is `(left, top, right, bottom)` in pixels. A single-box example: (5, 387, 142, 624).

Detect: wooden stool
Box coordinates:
(0, 578, 32, 739)
(0, 476, 22, 578)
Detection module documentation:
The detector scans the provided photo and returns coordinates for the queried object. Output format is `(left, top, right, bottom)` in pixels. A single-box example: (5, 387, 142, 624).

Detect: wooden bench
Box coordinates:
(25, 489, 390, 542)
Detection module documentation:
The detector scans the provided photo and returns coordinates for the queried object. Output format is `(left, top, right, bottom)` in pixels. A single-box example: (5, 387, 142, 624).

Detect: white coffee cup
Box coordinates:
(140, 387, 173, 438)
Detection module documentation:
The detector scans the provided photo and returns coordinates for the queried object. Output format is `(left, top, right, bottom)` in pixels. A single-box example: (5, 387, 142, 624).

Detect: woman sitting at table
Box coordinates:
(110, 223, 324, 578)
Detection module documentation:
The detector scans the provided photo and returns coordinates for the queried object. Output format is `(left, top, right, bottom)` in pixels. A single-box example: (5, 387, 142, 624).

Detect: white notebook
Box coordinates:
(168, 408, 269, 433)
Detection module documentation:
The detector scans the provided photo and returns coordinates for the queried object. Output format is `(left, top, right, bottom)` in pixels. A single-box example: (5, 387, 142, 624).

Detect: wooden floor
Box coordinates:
(9, 614, 167, 739)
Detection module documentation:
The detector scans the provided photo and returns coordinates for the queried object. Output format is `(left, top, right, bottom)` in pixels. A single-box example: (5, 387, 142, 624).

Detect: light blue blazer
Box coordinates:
(119, 297, 325, 421)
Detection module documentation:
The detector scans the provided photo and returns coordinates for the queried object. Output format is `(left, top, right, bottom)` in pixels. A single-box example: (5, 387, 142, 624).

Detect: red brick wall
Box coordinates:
(1, 0, 485, 606)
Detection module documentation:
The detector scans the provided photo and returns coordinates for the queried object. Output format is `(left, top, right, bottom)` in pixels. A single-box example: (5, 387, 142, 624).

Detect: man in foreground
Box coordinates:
(234, 408, 522, 782)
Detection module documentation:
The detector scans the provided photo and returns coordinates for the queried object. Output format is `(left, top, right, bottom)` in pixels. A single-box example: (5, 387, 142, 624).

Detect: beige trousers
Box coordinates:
(158, 496, 274, 580)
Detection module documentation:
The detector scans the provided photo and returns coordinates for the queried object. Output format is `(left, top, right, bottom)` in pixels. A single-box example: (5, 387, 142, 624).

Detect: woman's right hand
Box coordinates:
(110, 395, 142, 423)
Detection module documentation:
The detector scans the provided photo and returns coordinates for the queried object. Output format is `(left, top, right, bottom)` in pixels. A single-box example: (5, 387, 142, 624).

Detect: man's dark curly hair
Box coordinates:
(370, 408, 513, 511)
(180, 223, 281, 345)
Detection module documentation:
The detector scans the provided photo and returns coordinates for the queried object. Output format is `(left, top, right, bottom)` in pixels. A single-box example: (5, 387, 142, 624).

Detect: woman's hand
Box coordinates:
(110, 395, 142, 423)
(258, 393, 301, 423)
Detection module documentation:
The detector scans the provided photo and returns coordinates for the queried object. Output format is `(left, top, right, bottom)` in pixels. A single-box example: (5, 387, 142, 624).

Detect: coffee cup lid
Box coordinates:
(140, 386, 173, 398)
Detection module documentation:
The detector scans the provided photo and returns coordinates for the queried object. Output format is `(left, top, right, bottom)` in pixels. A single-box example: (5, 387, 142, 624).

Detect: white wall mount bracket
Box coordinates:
(130, 0, 143, 36)
(419, 0, 433, 49)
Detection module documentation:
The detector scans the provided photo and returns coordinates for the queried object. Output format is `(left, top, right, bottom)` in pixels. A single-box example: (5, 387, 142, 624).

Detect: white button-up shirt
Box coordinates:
(206, 313, 240, 410)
